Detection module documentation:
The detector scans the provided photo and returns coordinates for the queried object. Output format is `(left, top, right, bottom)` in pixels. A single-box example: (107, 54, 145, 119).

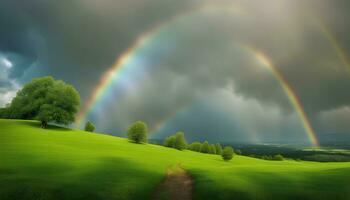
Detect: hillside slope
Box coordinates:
(0, 119, 350, 200)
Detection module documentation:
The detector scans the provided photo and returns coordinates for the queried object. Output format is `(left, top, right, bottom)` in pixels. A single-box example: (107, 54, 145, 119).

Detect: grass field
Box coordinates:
(1, 119, 350, 200)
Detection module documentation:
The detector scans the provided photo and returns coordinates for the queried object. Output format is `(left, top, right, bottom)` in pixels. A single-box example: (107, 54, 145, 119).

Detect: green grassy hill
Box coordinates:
(1, 119, 350, 200)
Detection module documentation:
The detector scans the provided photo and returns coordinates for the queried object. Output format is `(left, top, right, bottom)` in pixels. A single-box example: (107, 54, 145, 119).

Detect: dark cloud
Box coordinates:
(1, 0, 350, 143)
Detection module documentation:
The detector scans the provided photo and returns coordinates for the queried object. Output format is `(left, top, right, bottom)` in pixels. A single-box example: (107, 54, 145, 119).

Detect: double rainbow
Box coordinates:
(248, 48, 319, 146)
(76, 3, 321, 146)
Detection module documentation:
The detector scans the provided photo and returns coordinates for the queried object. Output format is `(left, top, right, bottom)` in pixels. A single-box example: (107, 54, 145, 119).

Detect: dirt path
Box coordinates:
(151, 164, 193, 200)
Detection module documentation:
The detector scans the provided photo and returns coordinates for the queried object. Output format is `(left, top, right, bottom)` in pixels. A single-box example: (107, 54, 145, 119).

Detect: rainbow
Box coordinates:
(75, 3, 243, 127)
(76, 3, 320, 147)
(246, 47, 320, 147)
(75, 27, 157, 127)
(149, 101, 193, 134)
(317, 20, 350, 74)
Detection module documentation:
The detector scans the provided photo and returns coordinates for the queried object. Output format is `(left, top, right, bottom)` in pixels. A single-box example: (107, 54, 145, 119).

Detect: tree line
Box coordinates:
(125, 121, 235, 161)
(163, 131, 236, 161)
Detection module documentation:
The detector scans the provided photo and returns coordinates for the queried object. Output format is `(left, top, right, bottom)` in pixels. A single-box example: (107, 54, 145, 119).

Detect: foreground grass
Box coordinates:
(0, 119, 350, 200)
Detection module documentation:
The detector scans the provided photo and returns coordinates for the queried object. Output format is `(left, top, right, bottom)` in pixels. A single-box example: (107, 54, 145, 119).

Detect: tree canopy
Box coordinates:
(222, 146, 234, 161)
(127, 121, 148, 143)
(189, 142, 202, 152)
(0, 76, 80, 128)
(85, 121, 95, 132)
(164, 132, 188, 150)
(201, 141, 210, 153)
(173, 132, 187, 150)
(215, 143, 223, 155)
(164, 135, 176, 148)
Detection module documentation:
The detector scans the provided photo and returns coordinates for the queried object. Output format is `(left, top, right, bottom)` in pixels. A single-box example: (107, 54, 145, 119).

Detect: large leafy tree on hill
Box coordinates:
(0, 76, 80, 128)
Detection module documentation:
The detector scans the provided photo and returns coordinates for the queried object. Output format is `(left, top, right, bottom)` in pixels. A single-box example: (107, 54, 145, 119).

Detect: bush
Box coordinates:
(261, 155, 272, 160)
(189, 142, 202, 152)
(85, 121, 95, 132)
(164, 135, 176, 147)
(235, 149, 242, 155)
(222, 146, 234, 161)
(164, 132, 188, 150)
(127, 121, 148, 143)
(215, 143, 223, 155)
(201, 141, 210, 153)
(273, 154, 284, 161)
(209, 144, 217, 154)
(174, 132, 187, 150)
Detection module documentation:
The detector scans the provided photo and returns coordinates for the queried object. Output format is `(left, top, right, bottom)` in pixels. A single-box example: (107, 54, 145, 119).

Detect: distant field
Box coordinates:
(302, 147, 350, 154)
(233, 143, 350, 162)
(1, 119, 350, 200)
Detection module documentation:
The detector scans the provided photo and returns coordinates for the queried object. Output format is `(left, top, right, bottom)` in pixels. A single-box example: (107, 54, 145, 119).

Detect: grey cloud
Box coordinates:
(1, 0, 350, 143)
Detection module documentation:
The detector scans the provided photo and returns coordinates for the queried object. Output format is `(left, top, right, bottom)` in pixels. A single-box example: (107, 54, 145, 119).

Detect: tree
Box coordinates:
(174, 132, 187, 150)
(209, 144, 216, 154)
(85, 121, 95, 132)
(201, 141, 210, 153)
(127, 121, 148, 143)
(189, 142, 202, 152)
(235, 149, 242, 155)
(215, 143, 223, 155)
(0, 107, 8, 118)
(1, 76, 80, 128)
(222, 146, 234, 161)
(164, 135, 176, 148)
(273, 154, 284, 161)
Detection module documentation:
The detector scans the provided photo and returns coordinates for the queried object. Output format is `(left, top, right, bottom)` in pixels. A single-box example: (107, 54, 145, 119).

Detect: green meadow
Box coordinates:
(1, 119, 350, 200)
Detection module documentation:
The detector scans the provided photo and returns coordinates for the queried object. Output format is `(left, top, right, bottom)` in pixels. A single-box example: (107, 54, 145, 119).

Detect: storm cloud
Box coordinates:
(1, 0, 350, 144)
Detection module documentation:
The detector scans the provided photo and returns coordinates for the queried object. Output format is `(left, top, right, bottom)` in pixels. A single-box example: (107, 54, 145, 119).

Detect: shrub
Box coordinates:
(235, 149, 242, 155)
(189, 142, 202, 152)
(215, 143, 223, 155)
(222, 146, 234, 161)
(209, 144, 217, 154)
(174, 132, 187, 150)
(164, 135, 176, 148)
(85, 121, 95, 132)
(127, 121, 148, 143)
(262, 155, 271, 160)
(273, 154, 284, 161)
(201, 141, 210, 153)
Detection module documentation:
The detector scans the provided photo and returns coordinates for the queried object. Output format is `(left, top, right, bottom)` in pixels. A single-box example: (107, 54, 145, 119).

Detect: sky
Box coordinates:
(1, 0, 350, 145)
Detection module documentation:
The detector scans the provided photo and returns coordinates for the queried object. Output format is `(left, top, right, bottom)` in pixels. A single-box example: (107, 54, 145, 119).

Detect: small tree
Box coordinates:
(85, 121, 95, 132)
(273, 154, 284, 161)
(215, 143, 223, 155)
(222, 146, 234, 161)
(164, 135, 176, 148)
(235, 149, 242, 155)
(189, 142, 202, 152)
(174, 132, 187, 150)
(127, 121, 148, 143)
(201, 141, 210, 153)
(209, 144, 216, 154)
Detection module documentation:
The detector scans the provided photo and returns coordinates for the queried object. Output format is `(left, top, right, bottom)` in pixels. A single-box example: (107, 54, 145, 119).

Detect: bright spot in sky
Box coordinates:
(2, 57, 13, 69)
